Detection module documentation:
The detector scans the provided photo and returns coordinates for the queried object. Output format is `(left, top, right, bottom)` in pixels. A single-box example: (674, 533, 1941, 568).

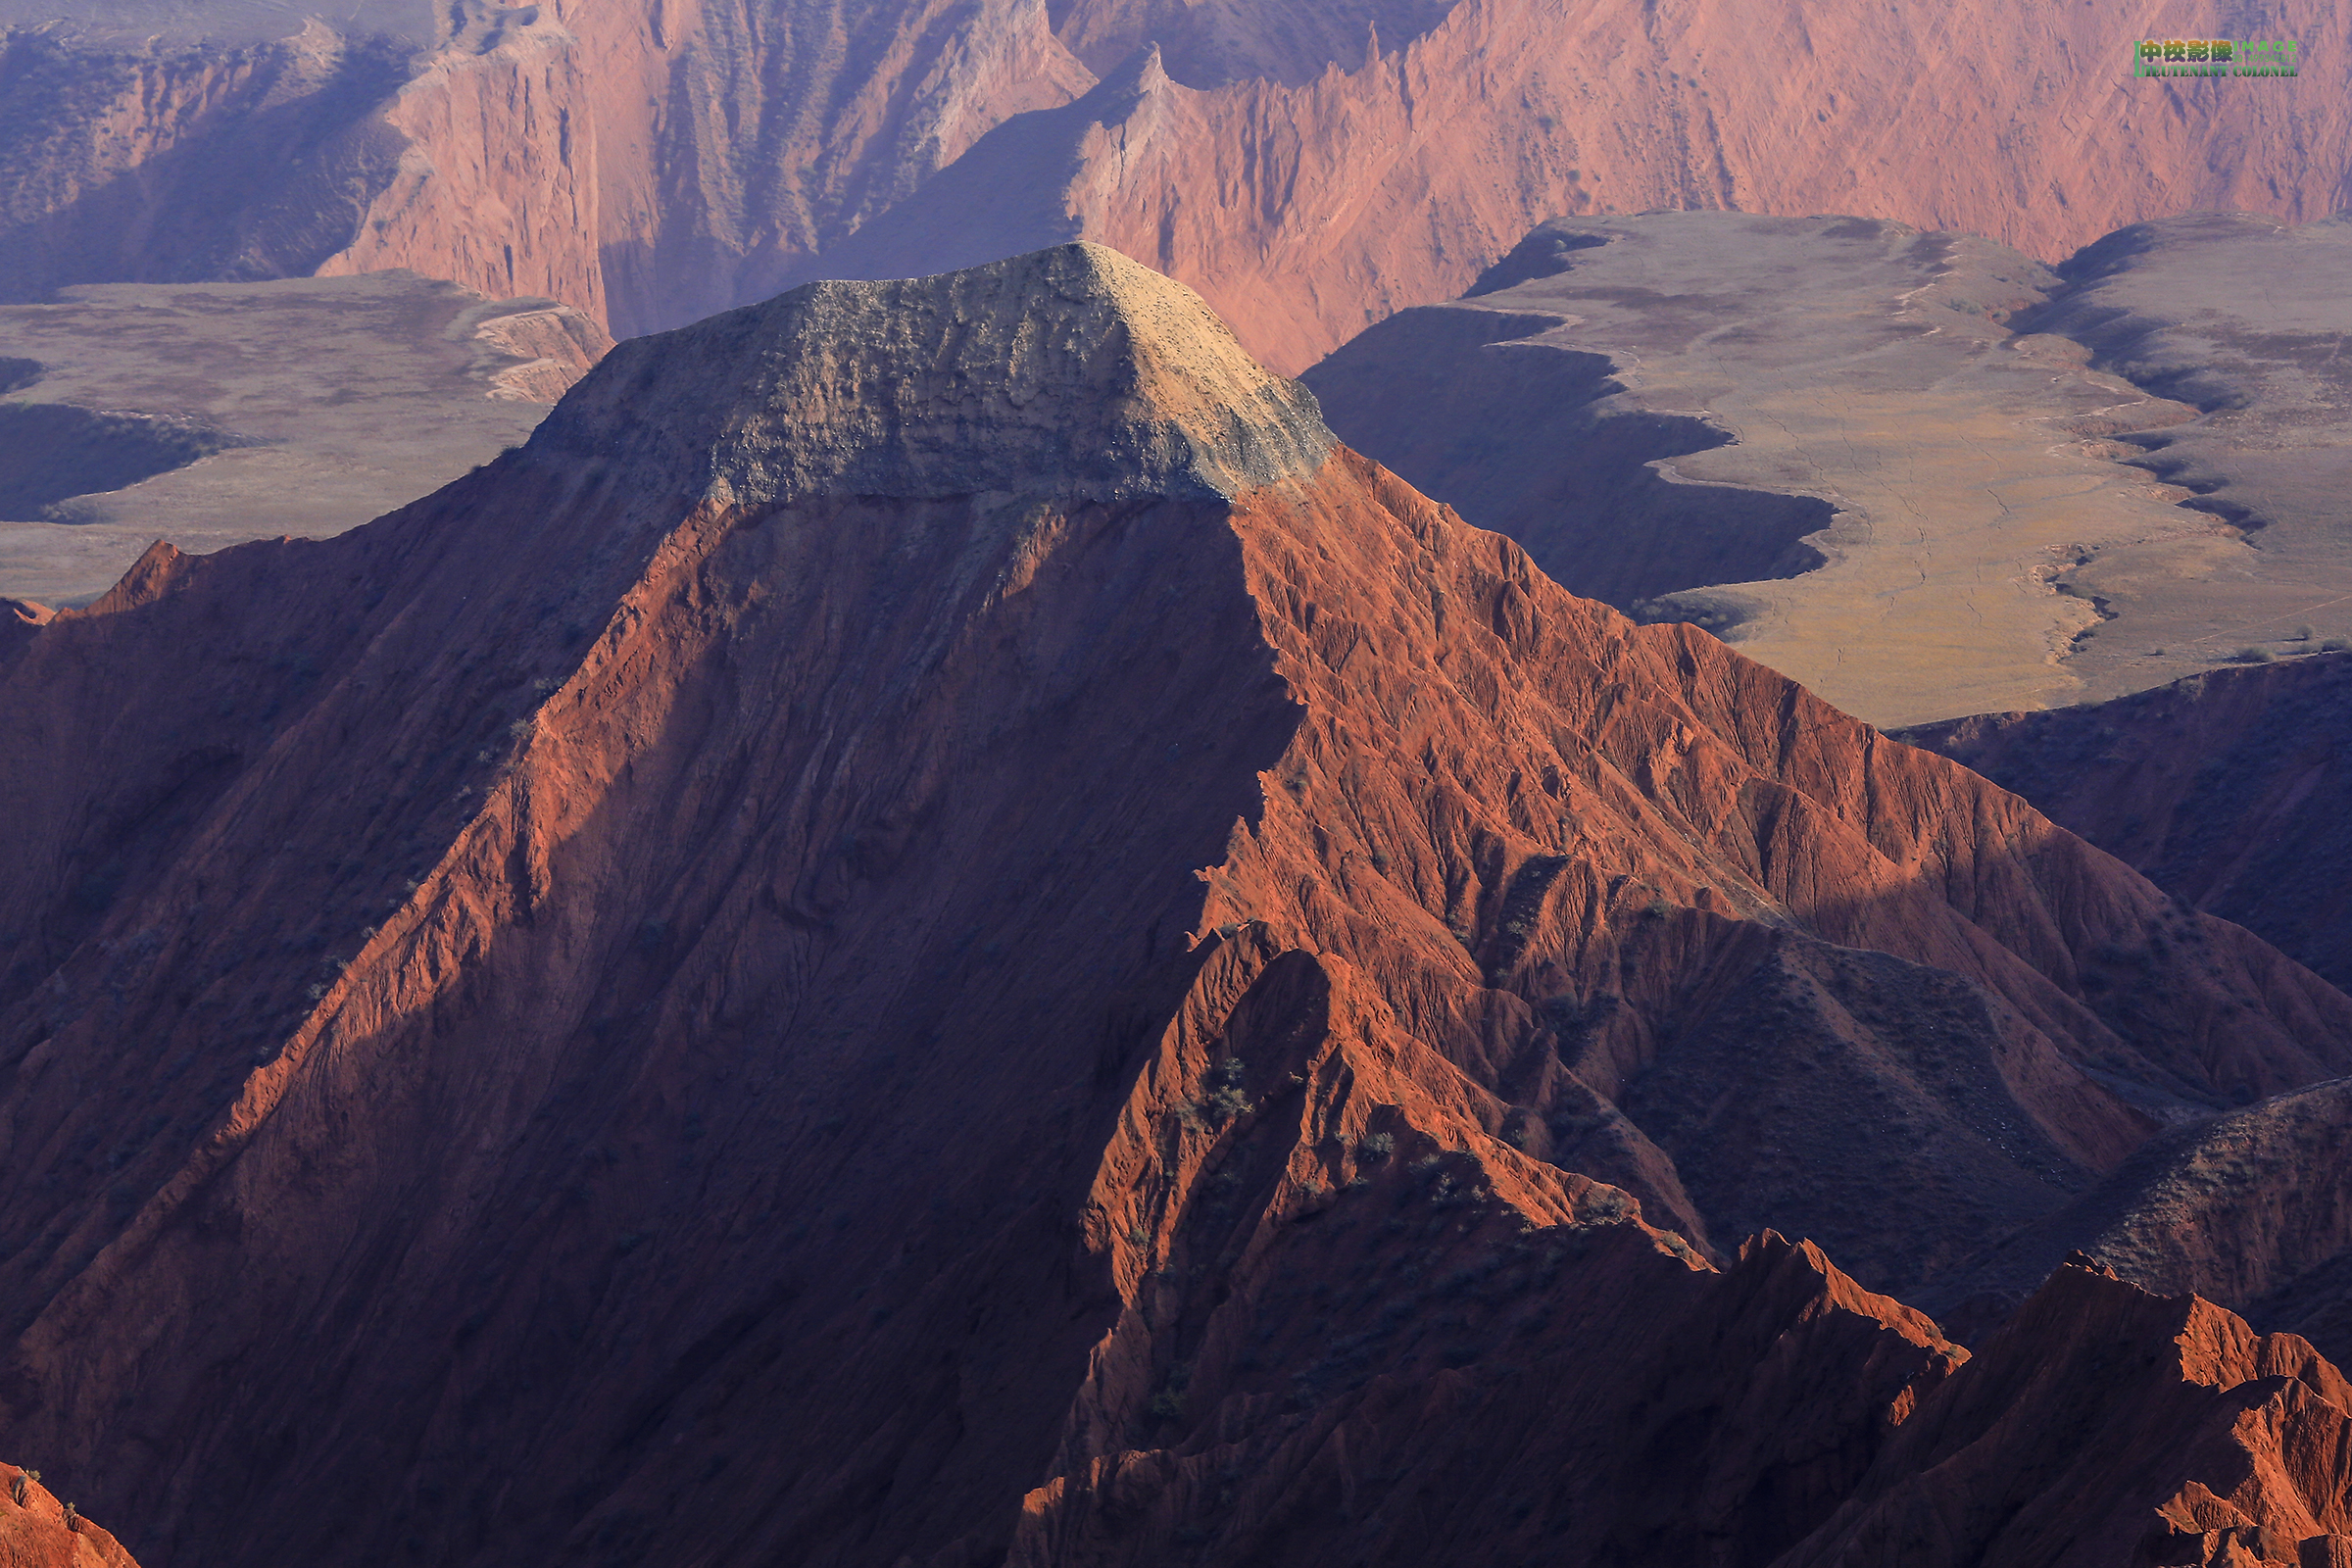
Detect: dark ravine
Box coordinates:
(1, 245, 2349, 1568)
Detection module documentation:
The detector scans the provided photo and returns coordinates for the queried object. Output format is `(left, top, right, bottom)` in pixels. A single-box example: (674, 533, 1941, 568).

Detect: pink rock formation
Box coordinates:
(8, 0, 2352, 368)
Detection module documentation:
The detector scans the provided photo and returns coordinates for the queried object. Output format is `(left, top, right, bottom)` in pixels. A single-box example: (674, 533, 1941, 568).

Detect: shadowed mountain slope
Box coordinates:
(1903, 650, 2352, 994)
(1945, 1079, 2352, 1373)
(0, 245, 2348, 1568)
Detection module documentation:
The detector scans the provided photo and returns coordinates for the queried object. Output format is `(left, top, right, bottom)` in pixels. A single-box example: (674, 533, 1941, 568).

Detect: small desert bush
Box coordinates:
(2230, 647, 2275, 664)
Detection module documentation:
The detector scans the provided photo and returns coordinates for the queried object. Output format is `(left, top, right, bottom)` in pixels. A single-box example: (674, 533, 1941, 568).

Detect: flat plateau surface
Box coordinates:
(0, 270, 605, 605)
(2026, 213, 2352, 683)
(1309, 212, 2348, 728)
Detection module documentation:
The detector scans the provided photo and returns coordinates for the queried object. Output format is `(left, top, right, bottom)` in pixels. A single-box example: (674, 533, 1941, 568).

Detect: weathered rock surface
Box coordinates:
(0, 270, 609, 605)
(1, 245, 2348, 1567)
(1787, 1257, 2352, 1568)
(7, 0, 2352, 370)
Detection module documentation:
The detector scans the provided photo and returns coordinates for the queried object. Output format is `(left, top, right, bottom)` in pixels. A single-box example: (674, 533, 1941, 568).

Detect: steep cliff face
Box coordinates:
(0, 246, 2347, 1568)
(0, 22, 415, 297)
(9, 0, 2352, 368)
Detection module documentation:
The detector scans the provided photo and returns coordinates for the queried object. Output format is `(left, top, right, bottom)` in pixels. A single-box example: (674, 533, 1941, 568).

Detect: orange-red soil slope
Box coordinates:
(0, 1465, 139, 1568)
(6, 0, 2352, 368)
(0, 246, 2347, 1567)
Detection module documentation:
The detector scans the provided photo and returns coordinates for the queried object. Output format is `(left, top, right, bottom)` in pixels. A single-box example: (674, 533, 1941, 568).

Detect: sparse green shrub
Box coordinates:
(1583, 1189, 1633, 1223)
(1204, 1058, 1251, 1123)
(1206, 1083, 1251, 1122)
(62, 1501, 77, 1534)
(2231, 647, 2275, 664)
(2296, 624, 2315, 642)
(2324, 638, 2352, 654)
(1359, 1131, 1396, 1161)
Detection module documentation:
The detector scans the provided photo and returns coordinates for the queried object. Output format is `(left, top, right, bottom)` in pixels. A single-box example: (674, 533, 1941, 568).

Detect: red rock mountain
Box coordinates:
(6, 0, 2351, 368)
(0, 246, 2348, 1566)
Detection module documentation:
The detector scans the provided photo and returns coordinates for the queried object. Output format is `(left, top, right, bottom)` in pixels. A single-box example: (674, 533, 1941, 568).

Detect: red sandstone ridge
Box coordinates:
(8, 0, 2352, 368)
(1785, 1256, 2352, 1568)
(0, 246, 2348, 1566)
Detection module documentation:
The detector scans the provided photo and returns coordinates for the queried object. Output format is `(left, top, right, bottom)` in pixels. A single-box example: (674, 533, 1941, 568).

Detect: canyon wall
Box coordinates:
(7, 0, 2352, 368)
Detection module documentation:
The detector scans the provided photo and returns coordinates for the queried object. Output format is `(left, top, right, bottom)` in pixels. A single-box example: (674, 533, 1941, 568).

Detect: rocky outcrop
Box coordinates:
(1788, 1257, 2352, 1568)
(10, 0, 2352, 368)
(0, 245, 2347, 1568)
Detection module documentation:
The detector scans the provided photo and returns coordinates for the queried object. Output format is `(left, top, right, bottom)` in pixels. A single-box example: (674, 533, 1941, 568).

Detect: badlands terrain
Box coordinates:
(0, 245, 2350, 1567)
(0, 0, 2349, 1556)
(2, 0, 2349, 368)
